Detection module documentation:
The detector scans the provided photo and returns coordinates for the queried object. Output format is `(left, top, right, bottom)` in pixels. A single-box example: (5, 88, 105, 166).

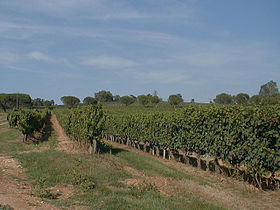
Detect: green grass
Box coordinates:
(0, 125, 225, 210)
(14, 150, 224, 210)
(114, 149, 211, 186)
(0, 128, 25, 154)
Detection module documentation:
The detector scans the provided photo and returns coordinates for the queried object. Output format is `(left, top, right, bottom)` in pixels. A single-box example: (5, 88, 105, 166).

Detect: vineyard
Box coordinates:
(54, 104, 280, 189)
(7, 109, 50, 141)
(54, 105, 106, 154)
(3, 104, 280, 209)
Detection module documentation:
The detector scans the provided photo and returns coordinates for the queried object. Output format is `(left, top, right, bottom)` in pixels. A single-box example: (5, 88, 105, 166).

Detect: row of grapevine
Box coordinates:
(7, 109, 50, 141)
(54, 105, 105, 153)
(104, 105, 280, 187)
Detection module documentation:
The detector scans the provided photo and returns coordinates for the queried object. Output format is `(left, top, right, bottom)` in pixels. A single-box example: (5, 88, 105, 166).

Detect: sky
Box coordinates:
(1, 0, 280, 104)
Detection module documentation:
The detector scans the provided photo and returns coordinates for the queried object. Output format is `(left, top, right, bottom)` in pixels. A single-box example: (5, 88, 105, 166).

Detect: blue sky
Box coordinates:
(1, 0, 280, 104)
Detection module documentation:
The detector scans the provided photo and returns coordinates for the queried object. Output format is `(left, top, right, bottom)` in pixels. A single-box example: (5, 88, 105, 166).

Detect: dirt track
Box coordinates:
(50, 114, 87, 154)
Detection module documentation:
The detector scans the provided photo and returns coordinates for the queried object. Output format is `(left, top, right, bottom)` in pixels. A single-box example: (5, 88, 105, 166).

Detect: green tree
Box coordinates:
(113, 95, 121, 102)
(83, 97, 97, 105)
(234, 93, 250, 105)
(150, 95, 161, 105)
(214, 93, 233, 105)
(168, 94, 183, 106)
(259, 80, 279, 96)
(43, 100, 54, 108)
(61, 96, 80, 108)
(0, 93, 32, 111)
(94, 90, 113, 102)
(120, 96, 135, 106)
(262, 94, 280, 105)
(32, 98, 44, 107)
(137, 95, 150, 107)
(249, 95, 264, 105)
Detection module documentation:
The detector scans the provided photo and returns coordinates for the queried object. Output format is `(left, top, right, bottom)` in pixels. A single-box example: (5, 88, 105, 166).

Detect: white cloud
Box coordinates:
(82, 56, 136, 69)
(28, 51, 67, 64)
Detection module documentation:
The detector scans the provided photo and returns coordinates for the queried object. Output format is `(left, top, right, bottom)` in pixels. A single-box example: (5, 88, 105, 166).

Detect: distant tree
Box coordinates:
(249, 95, 263, 105)
(234, 93, 250, 105)
(94, 90, 113, 102)
(60, 96, 80, 108)
(83, 97, 97, 105)
(191, 99, 195, 103)
(214, 93, 233, 105)
(113, 95, 121, 102)
(43, 100, 54, 108)
(262, 94, 280, 105)
(150, 95, 161, 105)
(32, 98, 44, 107)
(120, 96, 135, 106)
(138, 95, 150, 107)
(259, 80, 279, 97)
(0, 93, 32, 111)
(168, 94, 183, 107)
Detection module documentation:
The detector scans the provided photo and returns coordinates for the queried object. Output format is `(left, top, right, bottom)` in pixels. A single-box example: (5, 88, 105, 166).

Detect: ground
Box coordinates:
(0, 112, 280, 209)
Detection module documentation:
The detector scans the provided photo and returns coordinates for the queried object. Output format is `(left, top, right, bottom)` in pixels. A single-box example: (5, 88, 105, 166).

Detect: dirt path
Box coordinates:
(105, 140, 280, 210)
(0, 115, 73, 210)
(50, 114, 86, 154)
(0, 155, 59, 210)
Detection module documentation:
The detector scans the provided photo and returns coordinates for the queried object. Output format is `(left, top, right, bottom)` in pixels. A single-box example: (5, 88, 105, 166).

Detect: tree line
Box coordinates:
(213, 80, 280, 105)
(60, 90, 185, 108)
(0, 93, 55, 112)
(2, 80, 279, 111)
(61, 80, 279, 108)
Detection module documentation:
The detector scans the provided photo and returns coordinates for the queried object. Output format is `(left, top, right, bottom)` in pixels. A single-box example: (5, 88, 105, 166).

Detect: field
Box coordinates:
(1, 108, 280, 209)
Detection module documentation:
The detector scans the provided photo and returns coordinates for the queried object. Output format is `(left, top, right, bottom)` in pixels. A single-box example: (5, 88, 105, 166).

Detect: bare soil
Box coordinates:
(0, 115, 75, 210)
(0, 155, 58, 210)
(50, 114, 87, 154)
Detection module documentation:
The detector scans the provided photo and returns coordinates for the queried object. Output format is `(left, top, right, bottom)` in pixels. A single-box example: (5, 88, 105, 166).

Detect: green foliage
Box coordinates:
(94, 90, 113, 102)
(60, 96, 80, 108)
(150, 95, 161, 105)
(104, 105, 280, 178)
(137, 95, 150, 107)
(0, 93, 32, 111)
(7, 109, 49, 140)
(259, 80, 279, 96)
(54, 104, 105, 151)
(43, 100, 54, 108)
(214, 93, 233, 105)
(262, 94, 280, 105)
(83, 97, 97, 105)
(120, 96, 135, 106)
(0, 204, 14, 210)
(32, 98, 54, 108)
(168, 94, 183, 106)
(234, 93, 250, 105)
(113, 95, 121, 102)
(250, 95, 264, 105)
